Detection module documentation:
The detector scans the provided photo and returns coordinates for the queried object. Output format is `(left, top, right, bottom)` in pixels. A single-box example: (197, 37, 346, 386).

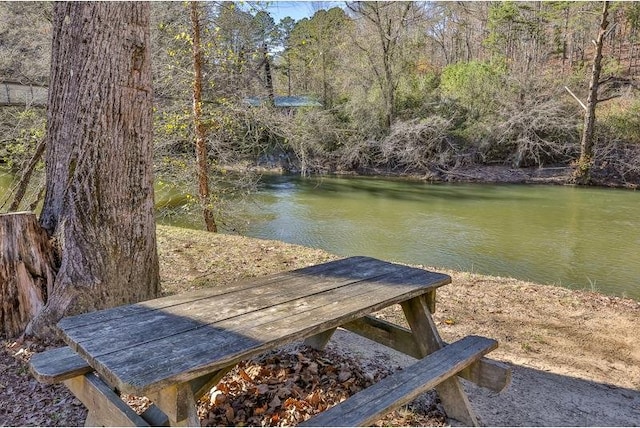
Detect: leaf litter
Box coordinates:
(197, 344, 447, 427)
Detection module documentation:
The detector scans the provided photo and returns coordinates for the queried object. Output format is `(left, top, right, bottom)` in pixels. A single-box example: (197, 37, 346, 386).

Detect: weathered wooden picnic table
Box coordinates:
(30, 256, 510, 426)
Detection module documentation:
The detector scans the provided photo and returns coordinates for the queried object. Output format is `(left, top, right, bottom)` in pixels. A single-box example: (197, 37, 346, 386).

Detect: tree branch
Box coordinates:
(598, 75, 632, 86)
(596, 94, 622, 104)
(564, 86, 587, 111)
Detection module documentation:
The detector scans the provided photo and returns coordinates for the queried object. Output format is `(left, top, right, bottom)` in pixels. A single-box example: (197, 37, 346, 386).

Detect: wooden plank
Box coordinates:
(112, 270, 443, 391)
(342, 316, 511, 392)
(58, 257, 384, 330)
(97, 262, 445, 359)
(458, 358, 512, 393)
(84, 268, 450, 395)
(63, 373, 149, 427)
(29, 346, 92, 384)
(300, 335, 497, 427)
(343, 316, 421, 358)
(425, 289, 437, 313)
(191, 367, 232, 400)
(84, 410, 100, 427)
(401, 296, 443, 353)
(140, 405, 169, 427)
(63, 272, 366, 352)
(401, 296, 479, 426)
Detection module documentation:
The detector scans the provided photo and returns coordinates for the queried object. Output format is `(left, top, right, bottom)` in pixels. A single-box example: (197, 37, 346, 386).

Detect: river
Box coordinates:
(2, 168, 638, 300)
(237, 175, 640, 300)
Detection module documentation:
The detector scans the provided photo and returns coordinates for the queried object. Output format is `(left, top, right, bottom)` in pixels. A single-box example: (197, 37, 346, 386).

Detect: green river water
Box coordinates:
(238, 175, 640, 300)
(2, 169, 639, 300)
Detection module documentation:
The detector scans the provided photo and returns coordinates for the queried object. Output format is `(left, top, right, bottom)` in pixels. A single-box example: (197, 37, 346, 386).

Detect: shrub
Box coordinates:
(479, 77, 581, 167)
(379, 116, 461, 172)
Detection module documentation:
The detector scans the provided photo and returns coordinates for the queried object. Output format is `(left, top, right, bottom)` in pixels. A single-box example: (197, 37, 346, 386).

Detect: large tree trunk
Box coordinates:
(26, 2, 160, 338)
(575, 1, 609, 184)
(0, 213, 56, 338)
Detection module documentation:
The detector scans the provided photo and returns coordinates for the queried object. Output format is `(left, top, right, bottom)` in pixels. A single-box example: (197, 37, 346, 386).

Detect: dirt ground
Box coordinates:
(2, 224, 639, 426)
(348, 273, 640, 426)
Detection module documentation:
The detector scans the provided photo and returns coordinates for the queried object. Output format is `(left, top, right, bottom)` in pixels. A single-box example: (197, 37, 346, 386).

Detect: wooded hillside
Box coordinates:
(1, 1, 639, 214)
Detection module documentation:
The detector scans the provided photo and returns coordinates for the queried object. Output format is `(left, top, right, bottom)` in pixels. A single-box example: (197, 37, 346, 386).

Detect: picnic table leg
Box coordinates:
(425, 289, 437, 313)
(64, 373, 151, 427)
(401, 295, 480, 427)
(149, 382, 200, 427)
(145, 367, 233, 426)
(84, 410, 99, 427)
(191, 367, 233, 400)
(304, 327, 337, 350)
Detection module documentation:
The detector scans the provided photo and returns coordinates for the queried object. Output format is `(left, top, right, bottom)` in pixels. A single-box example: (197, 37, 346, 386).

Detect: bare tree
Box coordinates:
(347, 2, 416, 129)
(574, 1, 610, 183)
(190, 1, 217, 232)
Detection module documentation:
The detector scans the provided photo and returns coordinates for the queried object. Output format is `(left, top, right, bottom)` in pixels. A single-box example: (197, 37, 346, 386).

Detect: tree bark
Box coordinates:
(26, 2, 160, 338)
(575, 1, 609, 184)
(190, 1, 217, 233)
(0, 212, 56, 338)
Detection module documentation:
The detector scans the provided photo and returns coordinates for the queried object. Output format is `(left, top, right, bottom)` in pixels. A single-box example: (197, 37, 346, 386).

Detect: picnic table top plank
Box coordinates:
(58, 257, 451, 395)
(61, 257, 404, 350)
(58, 257, 377, 330)
(66, 262, 446, 359)
(99, 271, 448, 394)
(30, 346, 93, 384)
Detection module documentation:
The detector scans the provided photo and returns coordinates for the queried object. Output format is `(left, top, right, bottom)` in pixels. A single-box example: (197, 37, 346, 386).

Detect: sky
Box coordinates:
(263, 1, 343, 23)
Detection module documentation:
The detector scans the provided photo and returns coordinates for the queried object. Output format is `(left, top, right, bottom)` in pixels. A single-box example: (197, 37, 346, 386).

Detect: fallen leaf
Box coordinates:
(256, 383, 270, 394)
(308, 390, 321, 406)
(225, 405, 235, 422)
(338, 370, 352, 382)
(269, 395, 281, 409)
(253, 403, 267, 416)
(238, 369, 253, 383)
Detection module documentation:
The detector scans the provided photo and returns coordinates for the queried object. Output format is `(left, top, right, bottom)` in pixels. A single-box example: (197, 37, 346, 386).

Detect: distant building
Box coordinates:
(243, 95, 322, 110)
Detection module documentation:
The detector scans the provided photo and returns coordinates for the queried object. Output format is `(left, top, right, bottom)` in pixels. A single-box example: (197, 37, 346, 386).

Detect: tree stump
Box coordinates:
(0, 212, 56, 338)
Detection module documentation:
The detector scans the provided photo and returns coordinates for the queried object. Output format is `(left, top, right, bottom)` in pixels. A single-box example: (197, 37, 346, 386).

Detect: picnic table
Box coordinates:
(30, 256, 510, 426)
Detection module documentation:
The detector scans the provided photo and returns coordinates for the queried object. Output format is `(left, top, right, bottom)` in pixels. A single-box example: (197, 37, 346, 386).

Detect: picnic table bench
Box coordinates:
(30, 256, 511, 426)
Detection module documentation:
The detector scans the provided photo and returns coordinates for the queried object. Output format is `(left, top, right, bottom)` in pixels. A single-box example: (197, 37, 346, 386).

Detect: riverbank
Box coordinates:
(430, 165, 573, 185)
(427, 164, 639, 189)
(1, 225, 639, 426)
(266, 162, 638, 189)
(353, 165, 575, 185)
